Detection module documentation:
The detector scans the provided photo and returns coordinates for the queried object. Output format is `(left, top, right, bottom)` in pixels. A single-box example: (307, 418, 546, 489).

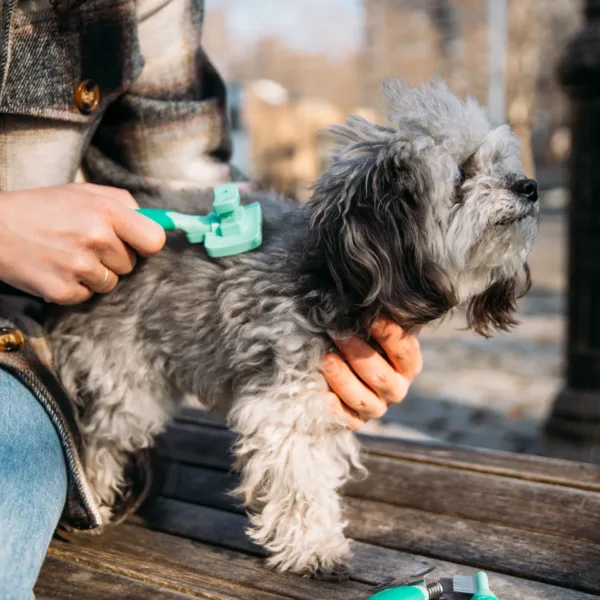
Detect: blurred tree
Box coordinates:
(204, 0, 581, 194)
(506, 0, 542, 178)
(507, 0, 581, 179)
(431, 0, 462, 81)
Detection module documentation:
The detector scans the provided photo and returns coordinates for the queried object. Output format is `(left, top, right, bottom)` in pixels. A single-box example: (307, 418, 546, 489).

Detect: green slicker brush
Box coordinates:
(367, 567, 443, 600)
(453, 572, 500, 600)
(137, 183, 262, 258)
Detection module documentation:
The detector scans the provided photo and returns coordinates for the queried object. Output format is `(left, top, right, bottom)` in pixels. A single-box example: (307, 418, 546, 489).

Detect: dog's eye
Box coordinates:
(455, 167, 466, 186)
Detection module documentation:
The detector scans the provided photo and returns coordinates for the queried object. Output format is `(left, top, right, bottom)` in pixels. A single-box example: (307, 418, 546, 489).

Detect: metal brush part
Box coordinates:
(426, 581, 444, 599)
(408, 566, 444, 599)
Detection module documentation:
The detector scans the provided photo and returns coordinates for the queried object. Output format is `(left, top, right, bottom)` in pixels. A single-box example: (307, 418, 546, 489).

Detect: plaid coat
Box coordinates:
(0, 0, 232, 192)
(0, 0, 233, 529)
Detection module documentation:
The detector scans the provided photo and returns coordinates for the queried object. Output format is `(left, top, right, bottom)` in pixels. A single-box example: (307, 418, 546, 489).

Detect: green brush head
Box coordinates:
(367, 586, 428, 600)
(136, 184, 263, 258)
(453, 572, 499, 600)
(472, 572, 498, 600)
(204, 184, 262, 257)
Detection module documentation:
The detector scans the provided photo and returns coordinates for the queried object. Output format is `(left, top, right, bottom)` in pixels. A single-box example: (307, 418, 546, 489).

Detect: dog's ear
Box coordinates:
(466, 264, 531, 337)
(304, 116, 456, 333)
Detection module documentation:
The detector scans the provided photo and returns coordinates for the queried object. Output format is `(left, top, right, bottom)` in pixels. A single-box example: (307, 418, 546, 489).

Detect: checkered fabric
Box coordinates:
(0, 0, 233, 192)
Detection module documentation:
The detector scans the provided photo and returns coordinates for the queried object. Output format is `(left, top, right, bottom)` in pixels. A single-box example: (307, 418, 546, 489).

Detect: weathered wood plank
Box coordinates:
(166, 413, 600, 489)
(350, 543, 600, 600)
(153, 410, 600, 597)
(159, 460, 241, 512)
(35, 556, 196, 599)
(50, 523, 370, 600)
(351, 454, 600, 543)
(344, 497, 600, 595)
(176, 407, 227, 428)
(360, 436, 600, 490)
(140, 497, 259, 555)
(158, 452, 600, 546)
(158, 461, 241, 513)
(40, 409, 600, 599)
(140, 494, 600, 595)
(161, 422, 233, 469)
(136, 498, 600, 599)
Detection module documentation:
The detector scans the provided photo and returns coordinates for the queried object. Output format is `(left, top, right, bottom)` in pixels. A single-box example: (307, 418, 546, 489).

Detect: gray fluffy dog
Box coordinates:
(47, 79, 539, 575)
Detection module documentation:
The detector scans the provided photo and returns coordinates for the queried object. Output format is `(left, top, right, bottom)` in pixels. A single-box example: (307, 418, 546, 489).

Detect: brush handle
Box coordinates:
(137, 208, 177, 230)
(135, 185, 262, 257)
(474, 572, 499, 600)
(366, 585, 428, 599)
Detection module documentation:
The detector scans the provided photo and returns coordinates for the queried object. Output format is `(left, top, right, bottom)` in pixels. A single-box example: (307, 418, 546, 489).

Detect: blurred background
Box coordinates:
(203, 0, 582, 453)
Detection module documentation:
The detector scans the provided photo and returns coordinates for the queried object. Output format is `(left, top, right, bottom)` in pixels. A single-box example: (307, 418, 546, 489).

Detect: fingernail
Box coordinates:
(331, 331, 351, 343)
(322, 357, 339, 375)
(371, 318, 387, 334)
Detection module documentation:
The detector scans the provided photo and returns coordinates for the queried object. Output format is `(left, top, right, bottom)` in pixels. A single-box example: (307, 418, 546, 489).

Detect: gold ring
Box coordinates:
(97, 267, 110, 288)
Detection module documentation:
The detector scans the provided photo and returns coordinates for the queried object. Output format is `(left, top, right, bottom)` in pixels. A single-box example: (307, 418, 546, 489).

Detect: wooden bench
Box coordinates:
(34, 407, 600, 599)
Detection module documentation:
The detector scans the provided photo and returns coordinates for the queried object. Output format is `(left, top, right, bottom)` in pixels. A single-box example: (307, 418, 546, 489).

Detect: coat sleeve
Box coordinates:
(84, 0, 235, 191)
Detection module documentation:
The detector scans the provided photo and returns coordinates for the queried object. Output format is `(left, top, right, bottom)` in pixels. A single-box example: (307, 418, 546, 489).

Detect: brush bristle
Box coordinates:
(453, 575, 477, 593)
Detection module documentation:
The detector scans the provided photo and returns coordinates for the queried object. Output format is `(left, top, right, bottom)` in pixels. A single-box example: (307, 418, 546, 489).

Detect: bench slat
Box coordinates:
(143, 486, 600, 596)
(48, 519, 600, 600)
(361, 436, 600, 489)
(350, 543, 600, 600)
(42, 407, 600, 598)
(345, 497, 600, 595)
(36, 556, 197, 599)
(158, 429, 600, 543)
(138, 497, 600, 598)
(351, 454, 600, 542)
(167, 412, 600, 489)
(161, 423, 233, 469)
(51, 523, 370, 600)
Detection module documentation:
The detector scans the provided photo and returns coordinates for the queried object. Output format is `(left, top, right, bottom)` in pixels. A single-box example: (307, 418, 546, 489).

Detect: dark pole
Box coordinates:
(545, 0, 600, 457)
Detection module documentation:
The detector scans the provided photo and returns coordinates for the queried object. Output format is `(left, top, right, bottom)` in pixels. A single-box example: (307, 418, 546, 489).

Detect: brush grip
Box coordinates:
(136, 208, 177, 230)
(474, 572, 498, 599)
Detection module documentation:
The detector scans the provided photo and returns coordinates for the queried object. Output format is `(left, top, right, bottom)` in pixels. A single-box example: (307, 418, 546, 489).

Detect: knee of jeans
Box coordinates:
(0, 371, 68, 498)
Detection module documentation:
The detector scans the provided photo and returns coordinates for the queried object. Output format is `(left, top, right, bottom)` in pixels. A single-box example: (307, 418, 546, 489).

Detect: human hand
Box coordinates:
(321, 319, 422, 430)
(0, 183, 166, 304)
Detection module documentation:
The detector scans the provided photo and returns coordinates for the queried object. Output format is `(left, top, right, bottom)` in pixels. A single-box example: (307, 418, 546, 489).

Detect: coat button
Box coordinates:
(74, 79, 100, 115)
(0, 328, 25, 352)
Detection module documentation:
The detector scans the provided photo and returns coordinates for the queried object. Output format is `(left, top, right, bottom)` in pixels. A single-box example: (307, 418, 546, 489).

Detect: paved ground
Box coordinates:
(363, 200, 567, 453)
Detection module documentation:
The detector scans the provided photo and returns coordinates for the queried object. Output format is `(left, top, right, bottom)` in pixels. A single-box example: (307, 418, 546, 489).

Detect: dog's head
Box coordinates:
(306, 78, 539, 336)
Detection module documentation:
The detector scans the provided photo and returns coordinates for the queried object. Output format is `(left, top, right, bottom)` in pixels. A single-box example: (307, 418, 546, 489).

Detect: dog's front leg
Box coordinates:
(229, 380, 365, 575)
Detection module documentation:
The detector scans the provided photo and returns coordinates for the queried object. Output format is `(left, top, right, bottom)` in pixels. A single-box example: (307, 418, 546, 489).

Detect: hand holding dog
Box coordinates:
(322, 318, 422, 430)
(0, 184, 166, 304)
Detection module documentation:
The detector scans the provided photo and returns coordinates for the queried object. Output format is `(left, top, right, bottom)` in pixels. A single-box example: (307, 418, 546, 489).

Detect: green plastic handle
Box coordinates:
(367, 585, 428, 599)
(137, 208, 177, 230)
(134, 184, 262, 257)
(473, 572, 499, 600)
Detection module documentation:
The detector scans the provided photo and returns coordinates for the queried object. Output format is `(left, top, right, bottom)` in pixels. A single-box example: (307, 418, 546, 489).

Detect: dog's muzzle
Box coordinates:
(513, 178, 538, 203)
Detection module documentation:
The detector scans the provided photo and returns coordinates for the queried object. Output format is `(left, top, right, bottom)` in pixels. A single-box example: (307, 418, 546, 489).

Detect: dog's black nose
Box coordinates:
(515, 178, 538, 202)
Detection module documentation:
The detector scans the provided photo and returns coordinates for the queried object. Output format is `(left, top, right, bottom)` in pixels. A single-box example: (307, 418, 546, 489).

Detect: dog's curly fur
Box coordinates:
(46, 79, 539, 575)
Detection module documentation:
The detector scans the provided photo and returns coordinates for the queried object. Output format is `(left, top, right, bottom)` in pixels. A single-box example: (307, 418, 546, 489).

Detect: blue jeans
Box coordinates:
(0, 369, 67, 599)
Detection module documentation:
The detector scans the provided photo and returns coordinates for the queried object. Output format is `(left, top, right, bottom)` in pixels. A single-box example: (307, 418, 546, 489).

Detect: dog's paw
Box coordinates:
(86, 524, 107, 537)
(266, 536, 351, 577)
(312, 562, 352, 581)
(97, 504, 114, 526)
